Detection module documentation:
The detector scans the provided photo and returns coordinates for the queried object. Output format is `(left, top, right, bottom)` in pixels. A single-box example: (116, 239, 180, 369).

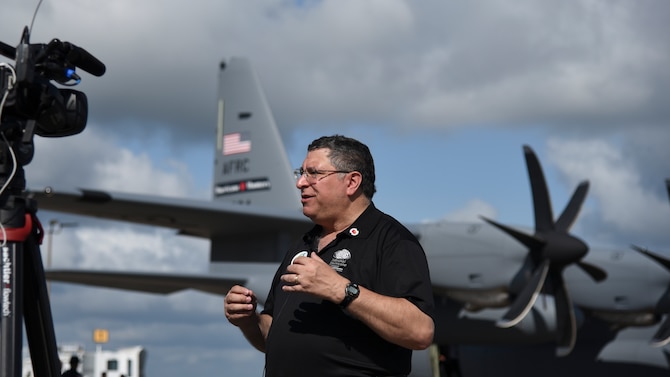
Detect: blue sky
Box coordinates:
(3, 1, 670, 376)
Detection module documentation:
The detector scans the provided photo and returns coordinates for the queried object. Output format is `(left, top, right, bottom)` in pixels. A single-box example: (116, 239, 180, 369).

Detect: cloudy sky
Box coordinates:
(2, 0, 670, 376)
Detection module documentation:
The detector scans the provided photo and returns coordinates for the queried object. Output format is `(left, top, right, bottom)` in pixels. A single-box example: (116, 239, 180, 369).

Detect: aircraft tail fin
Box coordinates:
(213, 58, 301, 212)
(209, 58, 306, 263)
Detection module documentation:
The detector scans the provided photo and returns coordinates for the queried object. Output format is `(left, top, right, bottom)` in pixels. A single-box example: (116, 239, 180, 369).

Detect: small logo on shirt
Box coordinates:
(329, 248, 351, 272)
(349, 228, 359, 236)
(334, 249, 351, 260)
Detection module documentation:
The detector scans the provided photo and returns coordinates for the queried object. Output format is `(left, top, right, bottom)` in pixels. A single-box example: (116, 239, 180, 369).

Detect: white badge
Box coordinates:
(291, 250, 309, 264)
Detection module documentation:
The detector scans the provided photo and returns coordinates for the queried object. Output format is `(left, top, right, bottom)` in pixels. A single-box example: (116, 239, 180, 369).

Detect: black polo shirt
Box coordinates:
(261, 203, 434, 377)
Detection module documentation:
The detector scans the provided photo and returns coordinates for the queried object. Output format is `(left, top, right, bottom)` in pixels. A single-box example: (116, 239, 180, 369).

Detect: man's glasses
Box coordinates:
(293, 167, 352, 182)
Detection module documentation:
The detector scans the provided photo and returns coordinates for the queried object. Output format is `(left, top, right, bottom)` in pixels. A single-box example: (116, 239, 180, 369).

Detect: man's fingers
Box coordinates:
(227, 301, 254, 314)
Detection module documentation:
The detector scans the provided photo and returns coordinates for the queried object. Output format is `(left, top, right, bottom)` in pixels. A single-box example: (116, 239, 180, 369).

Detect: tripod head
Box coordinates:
(1, 25, 105, 142)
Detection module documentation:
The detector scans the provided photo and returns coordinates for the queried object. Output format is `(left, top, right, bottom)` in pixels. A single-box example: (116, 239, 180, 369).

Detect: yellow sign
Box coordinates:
(93, 328, 109, 343)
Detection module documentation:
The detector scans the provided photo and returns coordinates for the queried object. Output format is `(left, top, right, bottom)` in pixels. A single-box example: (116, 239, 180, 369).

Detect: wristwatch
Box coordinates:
(340, 282, 360, 309)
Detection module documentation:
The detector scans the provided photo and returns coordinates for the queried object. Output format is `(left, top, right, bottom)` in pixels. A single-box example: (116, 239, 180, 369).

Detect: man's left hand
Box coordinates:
(281, 252, 347, 304)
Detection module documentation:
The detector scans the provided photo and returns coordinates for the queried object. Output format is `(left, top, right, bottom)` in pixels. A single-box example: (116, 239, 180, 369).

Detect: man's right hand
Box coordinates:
(224, 285, 258, 327)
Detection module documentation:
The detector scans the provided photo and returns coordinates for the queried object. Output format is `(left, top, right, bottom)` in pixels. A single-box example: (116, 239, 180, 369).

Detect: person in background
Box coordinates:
(61, 355, 82, 377)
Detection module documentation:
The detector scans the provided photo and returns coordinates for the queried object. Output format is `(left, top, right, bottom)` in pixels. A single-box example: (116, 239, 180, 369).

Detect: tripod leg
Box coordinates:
(23, 233, 61, 377)
(1, 243, 24, 377)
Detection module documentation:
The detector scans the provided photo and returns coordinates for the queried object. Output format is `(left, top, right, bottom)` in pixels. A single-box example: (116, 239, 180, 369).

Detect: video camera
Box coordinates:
(1, 26, 105, 138)
(0, 24, 106, 377)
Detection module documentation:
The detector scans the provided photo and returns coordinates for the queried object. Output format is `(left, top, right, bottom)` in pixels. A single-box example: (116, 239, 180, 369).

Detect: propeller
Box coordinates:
(481, 145, 607, 357)
(629, 178, 670, 347)
(630, 245, 670, 347)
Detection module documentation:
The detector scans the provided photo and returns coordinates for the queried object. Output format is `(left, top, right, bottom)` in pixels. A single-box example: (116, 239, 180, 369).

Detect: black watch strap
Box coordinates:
(340, 282, 360, 308)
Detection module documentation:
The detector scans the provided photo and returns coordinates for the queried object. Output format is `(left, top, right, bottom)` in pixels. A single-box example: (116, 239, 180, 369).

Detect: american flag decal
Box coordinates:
(223, 132, 251, 155)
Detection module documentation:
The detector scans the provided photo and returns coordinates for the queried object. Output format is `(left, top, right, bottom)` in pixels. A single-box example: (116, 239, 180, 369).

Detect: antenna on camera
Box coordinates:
(29, 0, 44, 36)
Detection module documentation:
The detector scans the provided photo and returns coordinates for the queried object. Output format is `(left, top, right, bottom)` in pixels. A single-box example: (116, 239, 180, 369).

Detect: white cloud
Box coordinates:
(440, 199, 497, 223)
(548, 138, 670, 240)
(92, 149, 192, 197)
(29, 128, 197, 198)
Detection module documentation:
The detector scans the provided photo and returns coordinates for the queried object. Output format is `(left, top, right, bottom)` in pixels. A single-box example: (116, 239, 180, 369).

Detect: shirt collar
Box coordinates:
(303, 202, 379, 247)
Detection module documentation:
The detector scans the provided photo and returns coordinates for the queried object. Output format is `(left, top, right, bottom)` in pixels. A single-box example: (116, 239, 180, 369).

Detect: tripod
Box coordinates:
(1, 119, 61, 377)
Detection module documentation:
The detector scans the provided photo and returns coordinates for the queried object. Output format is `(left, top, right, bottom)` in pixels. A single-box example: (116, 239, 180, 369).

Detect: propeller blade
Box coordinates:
(480, 216, 544, 252)
(551, 270, 576, 357)
(632, 245, 670, 270)
(555, 181, 589, 232)
(497, 259, 549, 328)
(523, 145, 554, 232)
(576, 261, 608, 282)
(650, 315, 670, 347)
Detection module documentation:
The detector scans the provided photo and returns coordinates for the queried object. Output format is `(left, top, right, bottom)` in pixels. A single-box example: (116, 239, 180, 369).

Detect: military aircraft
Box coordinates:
(30, 58, 670, 376)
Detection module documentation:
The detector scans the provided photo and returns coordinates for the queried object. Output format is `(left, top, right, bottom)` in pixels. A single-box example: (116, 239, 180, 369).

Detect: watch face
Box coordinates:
(341, 283, 359, 308)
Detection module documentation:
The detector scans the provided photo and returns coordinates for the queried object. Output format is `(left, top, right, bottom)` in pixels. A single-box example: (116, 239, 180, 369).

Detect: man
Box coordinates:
(61, 355, 82, 377)
(225, 135, 434, 376)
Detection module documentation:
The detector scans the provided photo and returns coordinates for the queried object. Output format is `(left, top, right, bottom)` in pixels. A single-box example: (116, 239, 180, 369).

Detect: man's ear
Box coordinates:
(345, 171, 363, 196)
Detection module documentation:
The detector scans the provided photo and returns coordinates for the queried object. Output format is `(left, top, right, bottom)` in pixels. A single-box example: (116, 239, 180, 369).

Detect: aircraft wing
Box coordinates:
(27, 187, 311, 238)
(46, 270, 244, 296)
(47, 262, 279, 303)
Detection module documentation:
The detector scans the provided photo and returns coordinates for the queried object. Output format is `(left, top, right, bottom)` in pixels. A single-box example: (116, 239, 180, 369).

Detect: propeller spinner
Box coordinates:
(481, 145, 607, 357)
